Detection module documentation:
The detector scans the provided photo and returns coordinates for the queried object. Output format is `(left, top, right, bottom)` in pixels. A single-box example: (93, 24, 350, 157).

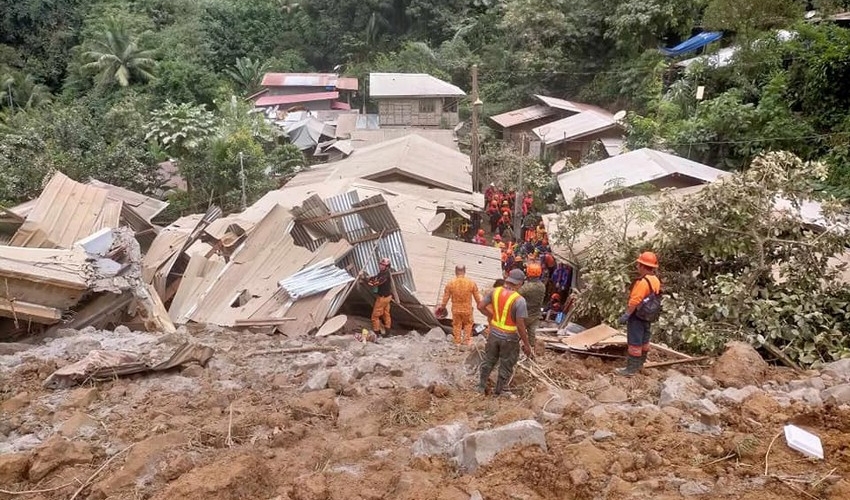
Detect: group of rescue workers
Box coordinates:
(362, 249, 662, 396)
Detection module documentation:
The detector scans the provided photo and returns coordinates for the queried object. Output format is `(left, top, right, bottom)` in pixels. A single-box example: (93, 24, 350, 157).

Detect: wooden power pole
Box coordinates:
(470, 64, 482, 193)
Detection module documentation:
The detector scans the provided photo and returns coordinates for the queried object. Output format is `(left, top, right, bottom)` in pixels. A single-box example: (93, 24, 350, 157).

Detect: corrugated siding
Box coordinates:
(10, 172, 123, 249)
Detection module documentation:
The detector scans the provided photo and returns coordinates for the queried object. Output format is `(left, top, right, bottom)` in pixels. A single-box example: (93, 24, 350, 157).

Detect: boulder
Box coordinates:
(0, 452, 30, 484)
(569, 468, 590, 486)
(531, 388, 593, 415)
(454, 420, 546, 471)
(822, 384, 850, 405)
(292, 352, 328, 373)
(62, 387, 99, 410)
(91, 432, 188, 497)
(302, 370, 330, 392)
(58, 411, 99, 438)
(711, 342, 768, 388)
(713, 386, 761, 405)
(412, 422, 471, 457)
(822, 358, 850, 382)
(596, 386, 629, 404)
(28, 437, 94, 481)
(113, 325, 132, 335)
(564, 439, 610, 475)
(1, 392, 31, 413)
(659, 373, 703, 408)
(689, 399, 721, 419)
(788, 388, 823, 406)
(424, 327, 447, 342)
(327, 370, 347, 392)
(592, 430, 616, 442)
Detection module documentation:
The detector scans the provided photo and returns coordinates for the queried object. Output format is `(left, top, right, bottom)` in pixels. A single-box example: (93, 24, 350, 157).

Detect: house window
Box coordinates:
(445, 99, 458, 112)
(419, 99, 435, 113)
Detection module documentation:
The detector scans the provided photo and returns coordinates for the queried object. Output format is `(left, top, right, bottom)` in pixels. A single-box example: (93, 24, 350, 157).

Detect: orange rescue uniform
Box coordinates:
(440, 276, 482, 345)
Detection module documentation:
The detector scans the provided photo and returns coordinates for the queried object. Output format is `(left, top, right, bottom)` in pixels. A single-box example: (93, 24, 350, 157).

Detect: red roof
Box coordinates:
(331, 101, 352, 110)
(260, 73, 359, 91)
(254, 92, 339, 107)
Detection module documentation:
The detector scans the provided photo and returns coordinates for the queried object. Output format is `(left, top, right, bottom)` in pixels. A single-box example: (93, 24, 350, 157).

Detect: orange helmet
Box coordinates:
(551, 293, 561, 300)
(637, 251, 658, 268)
(526, 261, 542, 278)
(477, 229, 485, 236)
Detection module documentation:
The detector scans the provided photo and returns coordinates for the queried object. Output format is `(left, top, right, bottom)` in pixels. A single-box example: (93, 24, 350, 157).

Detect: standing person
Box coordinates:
(365, 257, 393, 336)
(518, 259, 546, 349)
(617, 252, 662, 376)
(472, 229, 487, 245)
(436, 265, 483, 346)
(477, 269, 533, 396)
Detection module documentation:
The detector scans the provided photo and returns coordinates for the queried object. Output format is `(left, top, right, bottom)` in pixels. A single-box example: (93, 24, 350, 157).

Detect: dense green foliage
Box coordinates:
(1, 0, 850, 208)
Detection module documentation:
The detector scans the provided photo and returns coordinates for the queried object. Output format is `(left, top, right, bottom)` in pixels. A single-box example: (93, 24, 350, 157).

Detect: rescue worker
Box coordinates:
(477, 269, 533, 396)
(544, 293, 562, 321)
(436, 265, 483, 346)
(493, 234, 505, 250)
(365, 257, 393, 336)
(518, 258, 546, 348)
(617, 251, 662, 376)
(472, 228, 487, 245)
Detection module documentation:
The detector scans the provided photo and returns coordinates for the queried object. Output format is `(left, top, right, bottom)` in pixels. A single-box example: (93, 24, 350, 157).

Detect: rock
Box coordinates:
(0, 343, 31, 355)
(181, 365, 205, 378)
(113, 325, 132, 335)
(302, 370, 330, 392)
(569, 468, 589, 486)
(531, 388, 593, 415)
(645, 449, 663, 467)
(292, 352, 327, 372)
(714, 386, 761, 405)
(430, 384, 451, 398)
(617, 450, 636, 472)
(592, 430, 616, 442)
(680, 481, 712, 496)
(291, 389, 339, 420)
(424, 327, 447, 342)
(809, 377, 827, 391)
(353, 358, 376, 379)
(92, 432, 188, 497)
(689, 399, 721, 419)
(1, 392, 31, 413)
(28, 437, 94, 481)
(63, 387, 99, 410)
(151, 453, 271, 500)
(413, 423, 471, 457)
(327, 370, 346, 392)
(66, 337, 103, 357)
(711, 341, 768, 388)
(270, 374, 288, 389)
(564, 439, 610, 476)
(697, 375, 718, 390)
(0, 453, 30, 484)
(788, 388, 823, 406)
(823, 384, 850, 405)
(822, 358, 850, 381)
(413, 362, 452, 388)
(454, 420, 546, 471)
(659, 372, 703, 408)
(596, 386, 629, 404)
(58, 412, 99, 438)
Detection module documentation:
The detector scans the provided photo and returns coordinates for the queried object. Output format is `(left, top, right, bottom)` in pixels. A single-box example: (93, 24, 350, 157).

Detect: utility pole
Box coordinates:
(514, 133, 526, 242)
(238, 152, 247, 211)
(470, 64, 482, 193)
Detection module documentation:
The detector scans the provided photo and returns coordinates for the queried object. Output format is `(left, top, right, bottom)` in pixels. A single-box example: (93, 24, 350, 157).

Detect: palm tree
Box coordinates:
(224, 57, 270, 96)
(83, 19, 157, 88)
(0, 70, 52, 111)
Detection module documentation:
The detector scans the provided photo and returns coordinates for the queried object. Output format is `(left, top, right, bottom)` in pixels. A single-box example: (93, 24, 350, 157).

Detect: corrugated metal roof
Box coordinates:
(88, 179, 169, 222)
(404, 233, 502, 324)
(601, 137, 625, 157)
(489, 105, 557, 128)
(370, 73, 466, 98)
(556, 148, 727, 203)
(532, 109, 620, 145)
(349, 129, 459, 151)
(534, 95, 584, 113)
(10, 172, 123, 249)
(261, 73, 359, 90)
(279, 259, 354, 300)
(255, 91, 339, 107)
(319, 134, 473, 193)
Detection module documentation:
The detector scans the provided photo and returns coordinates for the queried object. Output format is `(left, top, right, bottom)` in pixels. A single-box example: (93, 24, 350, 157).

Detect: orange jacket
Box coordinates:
(628, 275, 661, 308)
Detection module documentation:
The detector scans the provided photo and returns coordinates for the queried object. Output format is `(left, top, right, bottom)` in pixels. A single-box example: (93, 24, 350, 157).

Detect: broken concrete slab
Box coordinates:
(454, 420, 546, 472)
(412, 422, 471, 458)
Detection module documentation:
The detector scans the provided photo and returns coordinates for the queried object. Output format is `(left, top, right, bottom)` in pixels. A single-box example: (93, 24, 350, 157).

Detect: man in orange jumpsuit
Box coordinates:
(366, 257, 393, 336)
(437, 265, 482, 345)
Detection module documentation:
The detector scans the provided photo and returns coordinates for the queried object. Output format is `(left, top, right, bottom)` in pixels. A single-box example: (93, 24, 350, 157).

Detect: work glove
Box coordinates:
(618, 313, 630, 325)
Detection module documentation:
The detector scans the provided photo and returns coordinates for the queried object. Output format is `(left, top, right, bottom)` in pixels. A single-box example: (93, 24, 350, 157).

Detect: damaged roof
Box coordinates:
(489, 105, 558, 128)
(557, 148, 726, 203)
(533, 109, 621, 146)
(88, 179, 169, 222)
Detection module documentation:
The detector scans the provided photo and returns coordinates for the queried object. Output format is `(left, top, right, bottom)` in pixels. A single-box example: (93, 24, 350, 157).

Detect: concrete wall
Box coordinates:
(376, 98, 459, 128)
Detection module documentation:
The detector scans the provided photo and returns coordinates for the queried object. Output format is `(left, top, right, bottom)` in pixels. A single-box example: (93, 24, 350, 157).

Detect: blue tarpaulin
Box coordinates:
(659, 31, 723, 57)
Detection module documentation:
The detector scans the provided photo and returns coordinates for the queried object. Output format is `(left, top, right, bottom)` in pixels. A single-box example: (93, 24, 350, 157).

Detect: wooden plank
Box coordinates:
(644, 356, 712, 369)
(649, 342, 693, 360)
(560, 323, 620, 349)
(0, 299, 63, 324)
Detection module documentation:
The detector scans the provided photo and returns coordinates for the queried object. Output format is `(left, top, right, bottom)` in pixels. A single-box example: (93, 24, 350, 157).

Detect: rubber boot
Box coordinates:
(639, 352, 648, 369)
(616, 356, 641, 377)
(477, 373, 488, 394)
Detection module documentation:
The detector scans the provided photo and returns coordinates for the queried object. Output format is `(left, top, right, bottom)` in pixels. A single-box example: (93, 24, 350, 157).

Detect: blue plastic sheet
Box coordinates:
(659, 31, 723, 57)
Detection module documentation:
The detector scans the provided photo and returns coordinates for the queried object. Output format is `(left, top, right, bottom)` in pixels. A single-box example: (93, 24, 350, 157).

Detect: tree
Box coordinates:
(83, 19, 157, 88)
(144, 101, 217, 160)
(703, 0, 803, 33)
(224, 57, 269, 96)
(0, 70, 52, 111)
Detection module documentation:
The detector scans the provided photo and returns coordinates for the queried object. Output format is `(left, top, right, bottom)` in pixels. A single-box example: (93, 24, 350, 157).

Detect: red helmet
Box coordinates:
(551, 293, 561, 300)
(477, 229, 485, 236)
(494, 234, 502, 241)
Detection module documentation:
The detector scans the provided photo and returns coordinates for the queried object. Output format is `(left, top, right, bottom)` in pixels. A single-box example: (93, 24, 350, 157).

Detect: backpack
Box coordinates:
(634, 277, 662, 322)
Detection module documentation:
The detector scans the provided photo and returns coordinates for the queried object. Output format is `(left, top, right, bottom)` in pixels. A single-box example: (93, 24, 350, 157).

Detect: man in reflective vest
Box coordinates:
(477, 269, 533, 396)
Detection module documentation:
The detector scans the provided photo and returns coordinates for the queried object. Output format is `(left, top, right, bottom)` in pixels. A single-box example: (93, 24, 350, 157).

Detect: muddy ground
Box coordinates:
(2, 322, 850, 500)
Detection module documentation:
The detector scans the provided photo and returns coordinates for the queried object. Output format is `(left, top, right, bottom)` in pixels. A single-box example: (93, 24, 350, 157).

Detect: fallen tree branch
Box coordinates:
(643, 356, 712, 369)
(764, 430, 784, 476)
(0, 483, 74, 496)
(763, 342, 803, 372)
(69, 443, 135, 500)
(772, 475, 823, 500)
(246, 346, 336, 357)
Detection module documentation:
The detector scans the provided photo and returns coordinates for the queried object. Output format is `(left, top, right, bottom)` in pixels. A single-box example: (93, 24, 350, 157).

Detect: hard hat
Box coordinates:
(551, 293, 561, 300)
(379, 257, 391, 266)
(502, 200, 509, 205)
(494, 234, 502, 241)
(477, 229, 485, 236)
(489, 182, 495, 187)
(637, 251, 658, 268)
(526, 262, 542, 278)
